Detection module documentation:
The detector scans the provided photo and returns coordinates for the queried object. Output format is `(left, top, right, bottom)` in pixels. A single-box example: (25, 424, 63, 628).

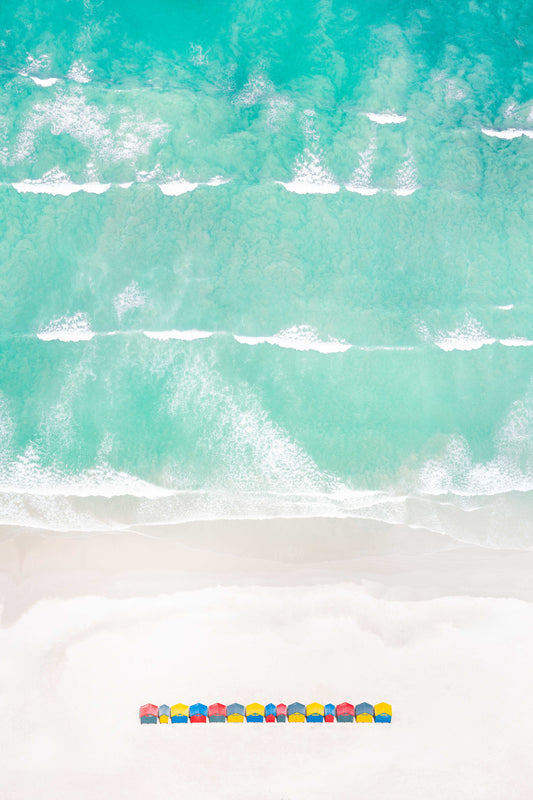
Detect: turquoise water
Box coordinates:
(1, 0, 533, 542)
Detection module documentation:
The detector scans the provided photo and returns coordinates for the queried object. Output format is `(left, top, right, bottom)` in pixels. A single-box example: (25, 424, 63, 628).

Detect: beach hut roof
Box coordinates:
(170, 703, 188, 716)
(227, 703, 245, 716)
(336, 702, 354, 716)
(246, 703, 265, 716)
(287, 702, 305, 716)
(325, 703, 335, 715)
(306, 703, 324, 716)
(276, 703, 287, 715)
(265, 703, 277, 716)
(209, 703, 226, 716)
(374, 702, 392, 716)
(356, 702, 374, 716)
(140, 703, 158, 718)
(158, 705, 170, 717)
(189, 703, 208, 717)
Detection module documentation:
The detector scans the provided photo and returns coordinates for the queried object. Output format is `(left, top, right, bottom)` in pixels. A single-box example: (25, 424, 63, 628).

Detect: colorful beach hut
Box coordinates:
(306, 702, 325, 722)
(139, 703, 158, 724)
(246, 703, 265, 722)
(324, 703, 335, 722)
(227, 703, 245, 723)
(158, 704, 170, 724)
(288, 702, 306, 723)
(265, 703, 277, 722)
(336, 702, 354, 723)
(170, 704, 189, 723)
(276, 703, 287, 723)
(356, 702, 374, 723)
(208, 703, 226, 723)
(374, 702, 392, 723)
(189, 703, 208, 723)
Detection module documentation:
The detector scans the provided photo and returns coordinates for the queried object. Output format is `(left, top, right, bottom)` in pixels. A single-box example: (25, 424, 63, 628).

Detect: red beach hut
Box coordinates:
(276, 703, 287, 723)
(208, 703, 227, 723)
(139, 703, 158, 724)
(336, 702, 355, 722)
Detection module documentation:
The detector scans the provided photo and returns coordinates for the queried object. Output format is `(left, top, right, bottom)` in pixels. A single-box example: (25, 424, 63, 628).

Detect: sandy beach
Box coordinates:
(1, 517, 532, 799)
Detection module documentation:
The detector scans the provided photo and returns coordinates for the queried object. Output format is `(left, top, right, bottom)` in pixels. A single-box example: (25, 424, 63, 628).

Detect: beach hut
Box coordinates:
(306, 703, 325, 722)
(139, 703, 158, 724)
(246, 703, 265, 722)
(356, 702, 374, 723)
(276, 703, 287, 723)
(374, 702, 392, 723)
(336, 702, 354, 723)
(208, 703, 226, 723)
(288, 702, 306, 723)
(227, 703, 245, 723)
(170, 704, 189, 723)
(265, 703, 277, 722)
(189, 703, 208, 723)
(158, 704, 170, 724)
(324, 703, 335, 723)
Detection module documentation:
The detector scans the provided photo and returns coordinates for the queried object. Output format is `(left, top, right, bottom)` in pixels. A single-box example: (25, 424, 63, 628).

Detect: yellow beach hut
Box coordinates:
(374, 702, 392, 723)
(246, 703, 265, 722)
(306, 702, 325, 722)
(355, 702, 374, 723)
(287, 702, 306, 722)
(227, 702, 245, 722)
(170, 703, 189, 723)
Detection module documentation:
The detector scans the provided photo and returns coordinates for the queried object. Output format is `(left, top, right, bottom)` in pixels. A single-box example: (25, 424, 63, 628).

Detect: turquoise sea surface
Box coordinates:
(0, 0, 532, 543)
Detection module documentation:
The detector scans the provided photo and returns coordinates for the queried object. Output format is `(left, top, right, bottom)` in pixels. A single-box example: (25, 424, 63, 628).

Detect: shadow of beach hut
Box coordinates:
(265, 703, 277, 722)
(324, 703, 335, 722)
(356, 702, 374, 722)
(374, 702, 392, 723)
(246, 703, 265, 722)
(288, 702, 306, 722)
(336, 702, 354, 723)
(276, 703, 287, 722)
(227, 702, 245, 722)
(306, 703, 324, 722)
(170, 704, 188, 723)
(209, 703, 226, 722)
(139, 703, 158, 724)
(158, 704, 170, 724)
(189, 703, 208, 723)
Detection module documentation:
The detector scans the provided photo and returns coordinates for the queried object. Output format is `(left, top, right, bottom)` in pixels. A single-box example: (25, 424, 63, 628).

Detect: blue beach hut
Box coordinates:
(189, 702, 208, 723)
(265, 703, 277, 722)
(324, 703, 335, 722)
(288, 702, 306, 722)
(356, 702, 374, 722)
(227, 703, 245, 723)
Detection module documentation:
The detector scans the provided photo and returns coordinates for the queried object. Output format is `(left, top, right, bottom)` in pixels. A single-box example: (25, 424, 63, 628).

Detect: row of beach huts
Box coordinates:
(140, 702, 392, 724)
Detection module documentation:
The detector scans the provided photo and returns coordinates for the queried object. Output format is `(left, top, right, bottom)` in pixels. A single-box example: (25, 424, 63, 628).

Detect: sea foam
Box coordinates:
(37, 313, 95, 342)
(234, 325, 350, 353)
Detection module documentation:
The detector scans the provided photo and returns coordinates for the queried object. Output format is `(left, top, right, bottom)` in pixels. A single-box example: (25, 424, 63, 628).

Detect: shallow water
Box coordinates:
(1, 0, 532, 539)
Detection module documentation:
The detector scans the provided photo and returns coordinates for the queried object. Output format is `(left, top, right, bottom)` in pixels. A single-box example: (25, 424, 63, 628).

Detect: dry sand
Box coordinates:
(1, 517, 532, 799)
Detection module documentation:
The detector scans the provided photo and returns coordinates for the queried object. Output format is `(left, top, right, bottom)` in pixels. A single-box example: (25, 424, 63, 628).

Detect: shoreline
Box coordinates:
(2, 516, 533, 623)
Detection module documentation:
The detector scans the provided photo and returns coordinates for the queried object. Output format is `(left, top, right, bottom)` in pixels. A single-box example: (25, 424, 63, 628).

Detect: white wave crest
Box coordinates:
(67, 60, 93, 83)
(393, 150, 420, 196)
(29, 76, 59, 87)
(234, 325, 350, 354)
(114, 282, 146, 321)
(499, 338, 533, 347)
(13, 166, 111, 195)
(345, 137, 379, 195)
(364, 112, 407, 124)
(482, 128, 533, 140)
(143, 329, 215, 341)
(38, 313, 94, 342)
(278, 149, 339, 194)
(417, 315, 495, 351)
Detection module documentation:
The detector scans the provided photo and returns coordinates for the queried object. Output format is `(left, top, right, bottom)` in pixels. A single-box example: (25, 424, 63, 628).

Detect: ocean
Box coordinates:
(1, 0, 533, 544)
